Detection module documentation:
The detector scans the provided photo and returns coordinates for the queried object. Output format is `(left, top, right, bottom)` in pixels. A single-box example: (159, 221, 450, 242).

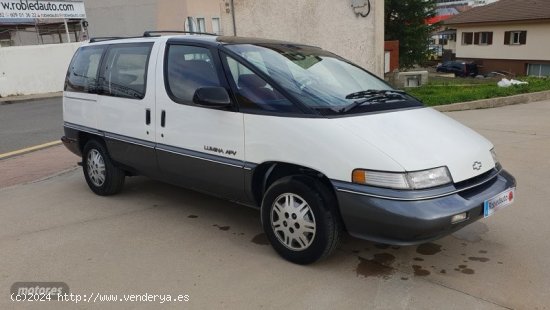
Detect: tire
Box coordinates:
(82, 139, 125, 196)
(261, 176, 342, 264)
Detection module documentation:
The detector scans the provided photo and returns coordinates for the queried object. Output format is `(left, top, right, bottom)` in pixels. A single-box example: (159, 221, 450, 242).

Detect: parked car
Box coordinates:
(436, 61, 479, 77)
(62, 32, 516, 264)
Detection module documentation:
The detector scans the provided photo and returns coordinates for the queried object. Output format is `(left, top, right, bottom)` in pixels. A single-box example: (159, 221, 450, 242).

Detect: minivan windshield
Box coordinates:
(225, 44, 423, 115)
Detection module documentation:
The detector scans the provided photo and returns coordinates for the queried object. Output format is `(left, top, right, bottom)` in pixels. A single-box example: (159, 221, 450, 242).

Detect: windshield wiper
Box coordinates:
(339, 90, 407, 114)
(345, 89, 405, 100)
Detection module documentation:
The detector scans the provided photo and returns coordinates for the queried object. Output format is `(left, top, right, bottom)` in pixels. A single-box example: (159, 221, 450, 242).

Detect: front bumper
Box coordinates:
(333, 169, 516, 245)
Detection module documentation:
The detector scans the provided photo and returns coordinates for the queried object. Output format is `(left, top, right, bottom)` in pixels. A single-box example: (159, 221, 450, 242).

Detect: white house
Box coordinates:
(445, 0, 550, 76)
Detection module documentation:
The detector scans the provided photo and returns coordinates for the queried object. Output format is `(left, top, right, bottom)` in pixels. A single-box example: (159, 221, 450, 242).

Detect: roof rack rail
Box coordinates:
(89, 37, 125, 43)
(143, 30, 217, 37)
(89, 36, 144, 43)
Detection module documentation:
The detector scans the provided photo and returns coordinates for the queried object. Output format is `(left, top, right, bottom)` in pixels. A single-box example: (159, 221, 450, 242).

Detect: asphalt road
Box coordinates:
(1, 101, 549, 309)
(0, 98, 63, 154)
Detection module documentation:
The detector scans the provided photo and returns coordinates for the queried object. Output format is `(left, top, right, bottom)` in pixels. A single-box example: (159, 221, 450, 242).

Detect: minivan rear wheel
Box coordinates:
(82, 140, 125, 196)
(261, 176, 342, 264)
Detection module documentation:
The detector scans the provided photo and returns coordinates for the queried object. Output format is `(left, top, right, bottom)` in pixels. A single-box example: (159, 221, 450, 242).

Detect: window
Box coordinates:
(462, 32, 473, 45)
(99, 43, 153, 100)
(166, 45, 222, 104)
(505, 31, 527, 45)
(511, 32, 521, 44)
(197, 18, 206, 32)
(475, 32, 493, 45)
(65, 46, 105, 93)
(527, 64, 550, 77)
(224, 44, 414, 115)
(225, 55, 297, 113)
(185, 17, 195, 32)
(212, 17, 221, 35)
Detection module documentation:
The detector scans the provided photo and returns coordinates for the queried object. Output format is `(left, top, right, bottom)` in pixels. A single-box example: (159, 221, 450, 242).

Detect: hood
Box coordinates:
(334, 108, 495, 183)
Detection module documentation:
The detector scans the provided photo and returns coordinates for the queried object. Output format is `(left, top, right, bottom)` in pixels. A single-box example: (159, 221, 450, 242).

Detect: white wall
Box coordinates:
(0, 42, 82, 97)
(221, 0, 385, 77)
(456, 22, 550, 61)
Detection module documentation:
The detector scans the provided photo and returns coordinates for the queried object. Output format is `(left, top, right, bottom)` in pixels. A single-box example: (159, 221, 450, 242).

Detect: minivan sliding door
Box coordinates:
(96, 42, 160, 177)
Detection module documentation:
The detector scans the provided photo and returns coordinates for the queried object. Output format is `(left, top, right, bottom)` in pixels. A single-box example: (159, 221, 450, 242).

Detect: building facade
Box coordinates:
(219, 0, 384, 76)
(445, 0, 550, 76)
(84, 0, 384, 77)
(85, 0, 223, 37)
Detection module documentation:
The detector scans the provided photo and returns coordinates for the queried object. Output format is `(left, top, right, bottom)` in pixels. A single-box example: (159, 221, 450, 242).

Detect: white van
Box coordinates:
(62, 32, 516, 264)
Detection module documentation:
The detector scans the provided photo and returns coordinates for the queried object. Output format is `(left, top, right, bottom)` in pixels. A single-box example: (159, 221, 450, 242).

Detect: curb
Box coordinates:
(0, 92, 63, 105)
(433, 90, 550, 112)
(0, 141, 62, 160)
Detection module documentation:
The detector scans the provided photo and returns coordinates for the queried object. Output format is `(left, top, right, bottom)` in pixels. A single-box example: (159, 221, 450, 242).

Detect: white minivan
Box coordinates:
(62, 32, 516, 264)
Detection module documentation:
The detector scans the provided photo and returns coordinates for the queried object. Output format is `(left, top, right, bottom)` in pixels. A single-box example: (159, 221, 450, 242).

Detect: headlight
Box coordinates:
(352, 167, 452, 190)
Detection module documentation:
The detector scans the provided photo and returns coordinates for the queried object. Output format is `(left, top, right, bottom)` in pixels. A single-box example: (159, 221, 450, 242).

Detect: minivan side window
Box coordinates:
(224, 56, 298, 113)
(65, 46, 105, 94)
(99, 43, 153, 100)
(166, 45, 223, 104)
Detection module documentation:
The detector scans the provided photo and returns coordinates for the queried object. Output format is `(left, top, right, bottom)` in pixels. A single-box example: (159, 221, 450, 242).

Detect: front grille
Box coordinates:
(454, 167, 500, 192)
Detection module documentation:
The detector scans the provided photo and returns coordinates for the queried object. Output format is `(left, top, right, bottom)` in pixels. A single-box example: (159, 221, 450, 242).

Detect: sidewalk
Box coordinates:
(0, 145, 78, 189)
(0, 92, 62, 105)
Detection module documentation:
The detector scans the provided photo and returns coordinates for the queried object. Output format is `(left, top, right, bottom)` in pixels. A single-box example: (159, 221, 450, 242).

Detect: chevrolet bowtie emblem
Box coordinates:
(473, 161, 483, 171)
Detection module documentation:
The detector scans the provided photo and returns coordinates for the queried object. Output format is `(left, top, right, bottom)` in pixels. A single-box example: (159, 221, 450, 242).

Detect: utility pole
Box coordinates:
(63, 18, 71, 43)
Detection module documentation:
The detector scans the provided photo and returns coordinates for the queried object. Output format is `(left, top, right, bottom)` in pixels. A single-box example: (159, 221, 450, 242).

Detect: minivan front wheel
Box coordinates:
(261, 176, 342, 264)
(82, 140, 125, 196)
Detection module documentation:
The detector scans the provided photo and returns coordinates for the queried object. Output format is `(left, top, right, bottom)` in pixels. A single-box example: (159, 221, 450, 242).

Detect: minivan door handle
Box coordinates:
(145, 109, 151, 125)
(161, 110, 166, 127)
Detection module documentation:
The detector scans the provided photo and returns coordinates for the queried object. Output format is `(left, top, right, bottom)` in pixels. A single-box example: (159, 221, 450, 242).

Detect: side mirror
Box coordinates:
(193, 87, 231, 108)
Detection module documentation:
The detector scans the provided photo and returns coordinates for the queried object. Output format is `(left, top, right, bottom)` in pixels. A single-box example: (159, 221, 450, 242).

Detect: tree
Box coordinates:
(385, 0, 439, 69)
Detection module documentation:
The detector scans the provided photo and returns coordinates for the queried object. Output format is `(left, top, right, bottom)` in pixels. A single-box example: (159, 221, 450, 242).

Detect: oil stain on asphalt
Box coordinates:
(469, 256, 490, 262)
(352, 239, 500, 281)
(251, 233, 270, 245)
(356, 253, 396, 279)
(455, 265, 475, 274)
(213, 224, 230, 231)
(416, 243, 442, 255)
(412, 265, 430, 276)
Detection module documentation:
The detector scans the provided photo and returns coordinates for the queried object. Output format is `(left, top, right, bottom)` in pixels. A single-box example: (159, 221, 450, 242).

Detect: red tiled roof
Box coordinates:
(426, 15, 453, 25)
(445, 0, 550, 25)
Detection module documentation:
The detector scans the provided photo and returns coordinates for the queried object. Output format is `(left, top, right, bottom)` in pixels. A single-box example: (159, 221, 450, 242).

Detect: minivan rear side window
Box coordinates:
(99, 43, 153, 100)
(65, 46, 105, 94)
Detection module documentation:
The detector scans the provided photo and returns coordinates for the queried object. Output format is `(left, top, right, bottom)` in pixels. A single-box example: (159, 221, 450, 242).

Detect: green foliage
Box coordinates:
(406, 77, 550, 106)
(385, 0, 439, 69)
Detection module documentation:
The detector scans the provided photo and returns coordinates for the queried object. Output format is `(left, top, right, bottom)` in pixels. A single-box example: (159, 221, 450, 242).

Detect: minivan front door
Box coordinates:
(155, 42, 246, 202)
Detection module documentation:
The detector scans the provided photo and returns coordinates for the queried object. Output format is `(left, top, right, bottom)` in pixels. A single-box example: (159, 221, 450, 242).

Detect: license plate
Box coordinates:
(484, 188, 515, 218)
